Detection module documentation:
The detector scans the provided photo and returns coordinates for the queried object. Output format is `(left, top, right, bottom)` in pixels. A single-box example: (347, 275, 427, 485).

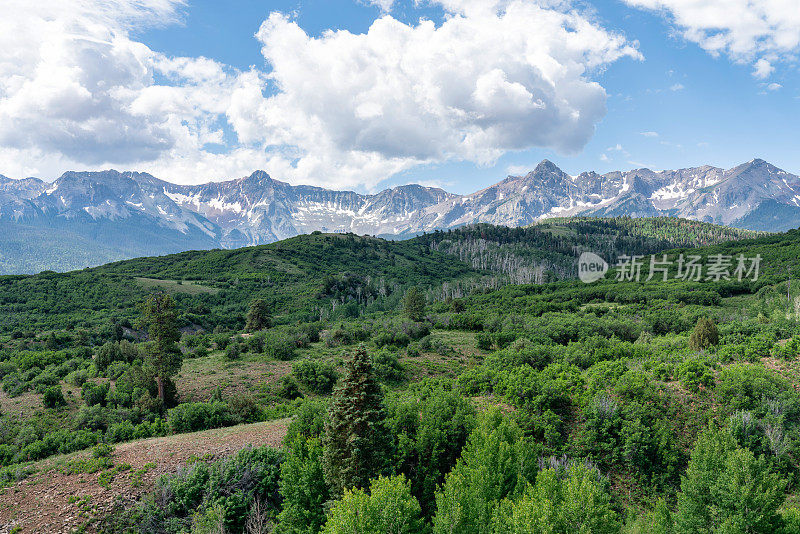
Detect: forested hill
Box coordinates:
(416, 217, 761, 283)
(0, 232, 476, 333)
(3, 218, 800, 532)
(0, 218, 766, 334)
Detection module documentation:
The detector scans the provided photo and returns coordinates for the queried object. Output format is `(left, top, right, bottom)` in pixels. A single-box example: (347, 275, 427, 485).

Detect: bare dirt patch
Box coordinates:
(0, 419, 289, 534)
(0, 390, 42, 418)
(135, 277, 219, 295)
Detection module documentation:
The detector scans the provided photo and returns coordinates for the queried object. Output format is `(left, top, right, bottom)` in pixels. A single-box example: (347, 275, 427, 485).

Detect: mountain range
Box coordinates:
(1, 158, 799, 273)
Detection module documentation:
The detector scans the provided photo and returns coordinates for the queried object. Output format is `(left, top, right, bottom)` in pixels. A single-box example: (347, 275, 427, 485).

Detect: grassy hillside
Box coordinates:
(1, 218, 798, 533)
(0, 232, 477, 333)
(0, 218, 761, 334)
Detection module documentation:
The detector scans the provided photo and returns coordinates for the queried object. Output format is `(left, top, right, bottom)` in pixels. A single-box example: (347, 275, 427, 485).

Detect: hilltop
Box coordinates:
(0, 218, 759, 333)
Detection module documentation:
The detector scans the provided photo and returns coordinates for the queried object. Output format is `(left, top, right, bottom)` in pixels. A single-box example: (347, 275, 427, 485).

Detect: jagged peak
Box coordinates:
(246, 170, 273, 182)
(728, 158, 788, 178)
(533, 159, 564, 174)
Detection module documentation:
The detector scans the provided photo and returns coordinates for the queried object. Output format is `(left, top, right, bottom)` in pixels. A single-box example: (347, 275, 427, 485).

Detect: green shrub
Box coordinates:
(214, 333, 230, 350)
(744, 334, 775, 361)
(490, 460, 619, 534)
(65, 368, 89, 387)
(264, 333, 297, 361)
(2, 373, 26, 397)
(774, 336, 800, 361)
(167, 402, 238, 433)
(277, 437, 329, 533)
(323, 475, 425, 534)
(293, 359, 339, 394)
(228, 392, 263, 423)
(43, 386, 66, 408)
(246, 333, 265, 354)
(476, 333, 493, 351)
(676, 358, 715, 392)
(119, 446, 283, 534)
(372, 349, 405, 383)
(225, 342, 242, 360)
(106, 421, 136, 443)
(81, 382, 110, 407)
(21, 429, 100, 462)
(276, 376, 303, 400)
(716, 365, 791, 413)
(285, 399, 328, 444)
(688, 318, 719, 351)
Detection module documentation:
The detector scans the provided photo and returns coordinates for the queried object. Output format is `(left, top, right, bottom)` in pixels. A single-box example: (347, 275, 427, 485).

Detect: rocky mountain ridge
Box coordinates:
(1, 158, 798, 273)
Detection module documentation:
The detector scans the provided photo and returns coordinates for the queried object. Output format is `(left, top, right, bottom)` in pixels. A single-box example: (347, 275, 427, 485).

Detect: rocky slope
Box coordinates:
(1, 159, 798, 272)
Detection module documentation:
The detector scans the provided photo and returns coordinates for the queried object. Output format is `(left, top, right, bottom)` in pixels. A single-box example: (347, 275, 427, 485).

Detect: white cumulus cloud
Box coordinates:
(0, 0, 247, 180)
(623, 0, 800, 78)
(0, 0, 640, 189)
(230, 2, 641, 188)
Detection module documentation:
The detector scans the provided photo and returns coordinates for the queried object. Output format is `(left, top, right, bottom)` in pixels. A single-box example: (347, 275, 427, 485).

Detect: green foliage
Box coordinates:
(285, 399, 327, 445)
(774, 336, 800, 360)
(81, 381, 110, 407)
(432, 412, 534, 534)
(476, 332, 493, 351)
(42, 386, 66, 408)
(276, 438, 329, 534)
(715, 365, 790, 412)
(403, 287, 426, 322)
(276, 376, 304, 400)
(323, 345, 392, 496)
(138, 293, 182, 403)
(675, 425, 786, 534)
(246, 299, 272, 332)
(225, 342, 242, 360)
(64, 443, 115, 475)
(322, 475, 426, 534)
(689, 318, 719, 352)
(293, 360, 339, 394)
(623, 499, 674, 534)
(387, 387, 477, 517)
(167, 402, 238, 433)
(371, 348, 405, 383)
(264, 332, 297, 361)
(96, 340, 140, 373)
(491, 460, 619, 534)
(113, 446, 283, 534)
(676, 358, 715, 392)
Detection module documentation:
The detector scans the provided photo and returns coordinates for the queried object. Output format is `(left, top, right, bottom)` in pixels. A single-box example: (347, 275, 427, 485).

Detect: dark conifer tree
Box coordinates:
(689, 317, 719, 351)
(403, 287, 426, 322)
(246, 298, 272, 332)
(137, 293, 182, 403)
(323, 344, 391, 496)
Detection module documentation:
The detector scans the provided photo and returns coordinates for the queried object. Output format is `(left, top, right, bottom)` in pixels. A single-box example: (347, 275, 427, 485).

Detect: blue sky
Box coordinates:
(1, 0, 798, 193)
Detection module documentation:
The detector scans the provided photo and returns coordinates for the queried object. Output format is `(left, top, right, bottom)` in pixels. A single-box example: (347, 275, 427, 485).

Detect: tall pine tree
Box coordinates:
(323, 344, 391, 496)
(403, 287, 426, 322)
(246, 298, 272, 332)
(137, 293, 182, 404)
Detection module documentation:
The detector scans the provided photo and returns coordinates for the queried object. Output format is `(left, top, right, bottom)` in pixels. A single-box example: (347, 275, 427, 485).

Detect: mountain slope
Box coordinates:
(0, 218, 759, 333)
(1, 159, 799, 273)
